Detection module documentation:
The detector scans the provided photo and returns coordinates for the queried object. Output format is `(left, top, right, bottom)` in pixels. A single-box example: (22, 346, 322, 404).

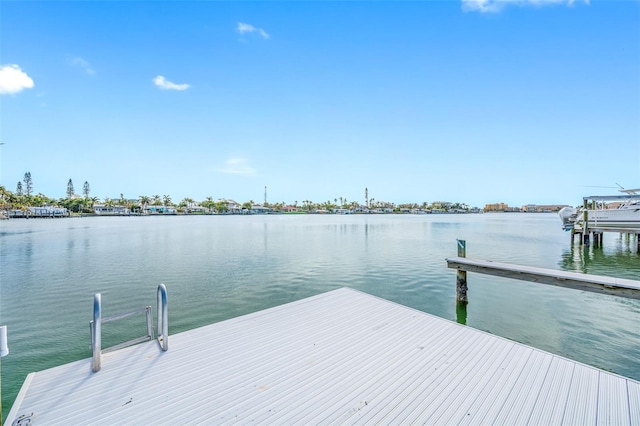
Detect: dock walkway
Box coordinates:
(7, 288, 640, 425)
(446, 256, 640, 300)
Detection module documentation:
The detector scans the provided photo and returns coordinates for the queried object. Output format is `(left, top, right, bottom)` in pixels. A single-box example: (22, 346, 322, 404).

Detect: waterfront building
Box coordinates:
(523, 204, 570, 213)
(94, 205, 131, 215)
(144, 205, 177, 215)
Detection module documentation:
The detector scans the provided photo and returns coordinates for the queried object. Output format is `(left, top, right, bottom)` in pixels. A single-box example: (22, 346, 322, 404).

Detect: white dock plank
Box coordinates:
(6, 288, 640, 426)
(527, 357, 576, 425)
(598, 372, 632, 425)
(562, 363, 599, 425)
(629, 381, 640, 426)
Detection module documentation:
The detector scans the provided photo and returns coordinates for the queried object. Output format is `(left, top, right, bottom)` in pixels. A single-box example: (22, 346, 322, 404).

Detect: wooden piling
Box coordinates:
(583, 200, 590, 245)
(456, 240, 468, 304)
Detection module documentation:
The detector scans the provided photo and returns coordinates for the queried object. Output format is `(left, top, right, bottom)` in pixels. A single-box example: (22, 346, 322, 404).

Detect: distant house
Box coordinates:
(185, 206, 208, 214)
(250, 205, 272, 214)
(281, 205, 299, 213)
(522, 204, 569, 213)
(144, 206, 177, 215)
(433, 202, 453, 210)
(94, 205, 131, 215)
(27, 206, 69, 217)
(218, 199, 242, 214)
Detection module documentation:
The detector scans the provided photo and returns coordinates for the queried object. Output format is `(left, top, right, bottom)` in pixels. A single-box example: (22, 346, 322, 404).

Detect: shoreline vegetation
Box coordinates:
(1, 176, 569, 219)
(0, 184, 568, 219)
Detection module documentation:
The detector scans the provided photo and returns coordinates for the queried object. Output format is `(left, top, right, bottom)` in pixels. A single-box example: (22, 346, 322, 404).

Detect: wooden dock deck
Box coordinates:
(7, 288, 640, 425)
(446, 256, 640, 300)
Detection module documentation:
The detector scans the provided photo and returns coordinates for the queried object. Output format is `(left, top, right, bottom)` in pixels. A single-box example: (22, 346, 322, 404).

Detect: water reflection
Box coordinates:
(456, 302, 467, 325)
(559, 234, 639, 279)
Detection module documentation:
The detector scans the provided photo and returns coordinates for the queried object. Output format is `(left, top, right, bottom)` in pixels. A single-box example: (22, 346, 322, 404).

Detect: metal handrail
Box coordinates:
(157, 284, 169, 351)
(91, 294, 102, 372)
(90, 288, 163, 372)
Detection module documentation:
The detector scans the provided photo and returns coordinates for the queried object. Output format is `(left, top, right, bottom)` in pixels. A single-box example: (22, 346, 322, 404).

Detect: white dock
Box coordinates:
(7, 288, 640, 425)
(446, 256, 640, 300)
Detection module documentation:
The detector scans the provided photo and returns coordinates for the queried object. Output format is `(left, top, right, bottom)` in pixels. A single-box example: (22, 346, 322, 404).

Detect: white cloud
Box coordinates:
(462, 0, 589, 13)
(0, 64, 35, 95)
(153, 75, 190, 91)
(237, 22, 270, 39)
(237, 22, 256, 34)
(217, 158, 257, 175)
(70, 57, 96, 75)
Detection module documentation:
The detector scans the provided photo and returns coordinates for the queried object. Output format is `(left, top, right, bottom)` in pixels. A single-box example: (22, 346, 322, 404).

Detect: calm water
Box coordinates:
(1, 213, 639, 413)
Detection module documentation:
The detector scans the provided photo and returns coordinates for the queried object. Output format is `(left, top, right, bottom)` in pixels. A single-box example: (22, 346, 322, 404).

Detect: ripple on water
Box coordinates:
(2, 214, 640, 414)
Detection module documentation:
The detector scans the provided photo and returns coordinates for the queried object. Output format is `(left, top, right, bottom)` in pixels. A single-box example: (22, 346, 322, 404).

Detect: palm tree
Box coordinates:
(163, 195, 172, 206)
(215, 200, 229, 213)
(200, 196, 214, 213)
(139, 196, 150, 213)
(152, 195, 161, 206)
(0, 185, 11, 208)
(180, 197, 194, 213)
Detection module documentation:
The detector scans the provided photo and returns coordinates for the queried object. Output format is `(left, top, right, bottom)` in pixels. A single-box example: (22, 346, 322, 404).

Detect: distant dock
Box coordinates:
(7, 287, 640, 425)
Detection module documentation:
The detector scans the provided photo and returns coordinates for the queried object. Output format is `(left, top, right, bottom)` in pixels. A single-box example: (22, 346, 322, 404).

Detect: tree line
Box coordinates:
(1, 172, 471, 214)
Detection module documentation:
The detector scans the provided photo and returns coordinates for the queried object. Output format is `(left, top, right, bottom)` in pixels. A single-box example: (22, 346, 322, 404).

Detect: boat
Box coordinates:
(558, 188, 640, 232)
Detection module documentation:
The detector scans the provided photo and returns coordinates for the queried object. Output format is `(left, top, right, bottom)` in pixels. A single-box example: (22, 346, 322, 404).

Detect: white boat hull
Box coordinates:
(559, 206, 640, 232)
(585, 208, 640, 230)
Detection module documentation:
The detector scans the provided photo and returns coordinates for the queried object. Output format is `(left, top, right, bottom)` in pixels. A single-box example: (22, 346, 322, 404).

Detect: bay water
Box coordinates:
(1, 213, 639, 414)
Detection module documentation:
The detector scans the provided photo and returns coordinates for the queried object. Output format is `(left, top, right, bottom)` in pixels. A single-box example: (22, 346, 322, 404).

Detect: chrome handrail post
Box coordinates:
(157, 284, 168, 351)
(91, 293, 102, 372)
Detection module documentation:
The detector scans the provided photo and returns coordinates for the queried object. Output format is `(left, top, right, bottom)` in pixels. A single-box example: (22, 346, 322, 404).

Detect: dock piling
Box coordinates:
(456, 240, 468, 304)
(582, 200, 590, 245)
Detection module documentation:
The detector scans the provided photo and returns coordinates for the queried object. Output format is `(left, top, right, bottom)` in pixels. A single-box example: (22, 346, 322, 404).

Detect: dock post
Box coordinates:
(91, 294, 102, 372)
(582, 200, 589, 245)
(456, 240, 468, 304)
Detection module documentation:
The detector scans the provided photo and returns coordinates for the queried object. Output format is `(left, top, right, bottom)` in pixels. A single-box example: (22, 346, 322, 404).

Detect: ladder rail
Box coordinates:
(90, 285, 167, 372)
(157, 284, 169, 351)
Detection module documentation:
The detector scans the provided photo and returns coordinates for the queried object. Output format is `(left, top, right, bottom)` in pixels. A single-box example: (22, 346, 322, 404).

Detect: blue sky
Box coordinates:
(1, 0, 638, 207)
